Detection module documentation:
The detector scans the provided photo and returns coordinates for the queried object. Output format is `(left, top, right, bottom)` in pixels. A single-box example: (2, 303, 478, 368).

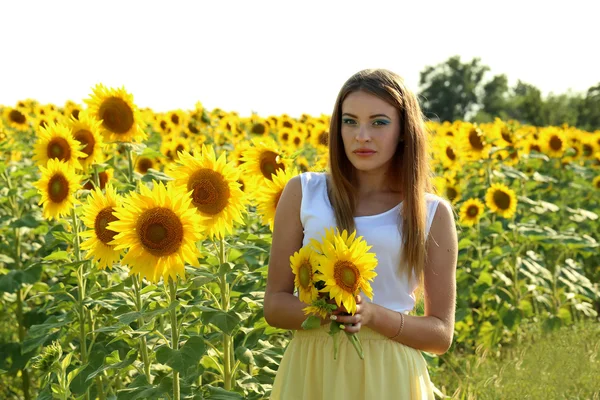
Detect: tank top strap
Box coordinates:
(299, 172, 331, 228)
(424, 193, 443, 238)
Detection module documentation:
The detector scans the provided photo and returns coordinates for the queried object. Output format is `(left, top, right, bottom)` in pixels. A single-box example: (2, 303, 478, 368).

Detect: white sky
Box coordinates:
(1, 0, 598, 118)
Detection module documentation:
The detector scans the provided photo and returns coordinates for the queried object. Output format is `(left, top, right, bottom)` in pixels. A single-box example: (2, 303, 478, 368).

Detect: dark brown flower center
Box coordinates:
(73, 130, 95, 158)
(46, 137, 71, 161)
(137, 157, 153, 174)
(95, 207, 118, 244)
(446, 187, 458, 202)
(468, 129, 484, 151)
(188, 168, 230, 215)
(10, 109, 26, 124)
(467, 205, 479, 217)
(137, 207, 184, 256)
(445, 146, 456, 161)
(318, 131, 329, 146)
(98, 97, 134, 134)
(549, 135, 563, 151)
(251, 123, 266, 135)
(493, 190, 511, 210)
(334, 260, 360, 293)
(48, 174, 69, 203)
(259, 150, 285, 180)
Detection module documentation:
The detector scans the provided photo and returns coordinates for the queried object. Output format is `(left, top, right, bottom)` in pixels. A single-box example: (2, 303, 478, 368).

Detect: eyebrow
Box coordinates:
(342, 113, 391, 119)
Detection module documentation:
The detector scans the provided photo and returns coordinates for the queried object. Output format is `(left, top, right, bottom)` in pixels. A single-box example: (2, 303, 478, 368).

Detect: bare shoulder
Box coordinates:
(430, 196, 457, 236)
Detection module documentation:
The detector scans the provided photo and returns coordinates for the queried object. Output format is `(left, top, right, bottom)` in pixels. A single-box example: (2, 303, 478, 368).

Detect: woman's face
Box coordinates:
(340, 90, 401, 174)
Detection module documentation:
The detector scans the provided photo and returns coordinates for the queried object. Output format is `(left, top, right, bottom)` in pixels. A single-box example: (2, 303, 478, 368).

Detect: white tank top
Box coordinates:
(299, 171, 443, 314)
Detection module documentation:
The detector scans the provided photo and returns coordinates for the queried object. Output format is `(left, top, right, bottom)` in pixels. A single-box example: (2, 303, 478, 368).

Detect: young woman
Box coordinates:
(264, 68, 458, 399)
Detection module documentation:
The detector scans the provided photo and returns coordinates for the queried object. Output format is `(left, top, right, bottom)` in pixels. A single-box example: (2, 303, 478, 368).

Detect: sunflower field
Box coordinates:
(0, 85, 599, 400)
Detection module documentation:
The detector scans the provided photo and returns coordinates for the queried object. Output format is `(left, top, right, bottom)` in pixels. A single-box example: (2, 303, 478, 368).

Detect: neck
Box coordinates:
(354, 168, 400, 195)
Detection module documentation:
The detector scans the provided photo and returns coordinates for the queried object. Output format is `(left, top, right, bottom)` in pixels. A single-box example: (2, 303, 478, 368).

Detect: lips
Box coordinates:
(353, 149, 376, 155)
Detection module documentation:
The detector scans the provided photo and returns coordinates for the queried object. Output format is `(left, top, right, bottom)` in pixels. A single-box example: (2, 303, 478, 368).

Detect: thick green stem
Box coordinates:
(71, 208, 89, 400)
(133, 274, 152, 383)
(96, 374, 106, 400)
(14, 229, 31, 400)
(93, 164, 101, 189)
(127, 146, 134, 184)
(169, 277, 180, 400)
(218, 238, 233, 390)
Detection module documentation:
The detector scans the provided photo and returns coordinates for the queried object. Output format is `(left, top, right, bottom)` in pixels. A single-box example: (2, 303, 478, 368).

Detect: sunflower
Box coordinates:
(433, 176, 461, 204)
(80, 183, 123, 269)
(135, 156, 157, 175)
(277, 127, 293, 147)
(311, 228, 378, 315)
(437, 138, 460, 169)
(295, 155, 310, 173)
(592, 176, 600, 189)
(170, 145, 246, 239)
(108, 181, 204, 283)
(540, 127, 566, 158)
(459, 123, 491, 160)
(289, 132, 305, 152)
(310, 123, 329, 152)
(67, 112, 104, 170)
(33, 122, 85, 168)
(248, 118, 269, 137)
(84, 84, 147, 143)
(255, 167, 298, 230)
(83, 168, 114, 191)
(459, 198, 485, 226)
(34, 159, 80, 220)
(485, 183, 517, 219)
(3, 107, 29, 131)
(64, 100, 82, 120)
(290, 245, 320, 304)
(241, 137, 289, 183)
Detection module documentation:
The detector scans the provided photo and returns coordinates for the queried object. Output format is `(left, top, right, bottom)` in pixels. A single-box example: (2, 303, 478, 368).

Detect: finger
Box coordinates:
(356, 294, 362, 304)
(344, 322, 361, 334)
(334, 313, 362, 325)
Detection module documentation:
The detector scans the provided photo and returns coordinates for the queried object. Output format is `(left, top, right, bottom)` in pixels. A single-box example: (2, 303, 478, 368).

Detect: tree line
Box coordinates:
(418, 55, 600, 131)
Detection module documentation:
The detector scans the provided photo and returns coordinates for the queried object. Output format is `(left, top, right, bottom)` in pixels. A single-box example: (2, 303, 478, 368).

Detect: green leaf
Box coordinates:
(9, 214, 42, 228)
(43, 251, 71, 261)
(118, 301, 179, 325)
(301, 315, 321, 330)
(155, 335, 206, 375)
(234, 346, 254, 365)
(0, 263, 43, 293)
(476, 271, 493, 287)
(202, 310, 242, 335)
(0, 254, 15, 264)
(204, 385, 244, 399)
(218, 262, 234, 275)
(86, 349, 137, 382)
(458, 238, 473, 251)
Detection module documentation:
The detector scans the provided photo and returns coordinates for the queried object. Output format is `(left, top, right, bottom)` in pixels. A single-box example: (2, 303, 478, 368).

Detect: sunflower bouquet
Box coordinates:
(290, 227, 378, 360)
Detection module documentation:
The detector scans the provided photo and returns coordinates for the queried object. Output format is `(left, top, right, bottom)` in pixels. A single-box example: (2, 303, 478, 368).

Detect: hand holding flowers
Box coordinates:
(290, 227, 378, 359)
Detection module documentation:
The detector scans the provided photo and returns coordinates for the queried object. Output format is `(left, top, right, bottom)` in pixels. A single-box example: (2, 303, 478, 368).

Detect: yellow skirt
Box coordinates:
(270, 324, 436, 400)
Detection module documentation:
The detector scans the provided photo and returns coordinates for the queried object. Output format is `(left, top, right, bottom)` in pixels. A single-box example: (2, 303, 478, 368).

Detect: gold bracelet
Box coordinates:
(389, 312, 405, 340)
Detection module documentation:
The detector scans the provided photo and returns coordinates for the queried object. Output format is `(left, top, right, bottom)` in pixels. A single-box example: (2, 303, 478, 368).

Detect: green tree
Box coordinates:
(506, 81, 545, 126)
(472, 74, 510, 123)
(542, 91, 583, 127)
(578, 83, 600, 131)
(418, 56, 489, 122)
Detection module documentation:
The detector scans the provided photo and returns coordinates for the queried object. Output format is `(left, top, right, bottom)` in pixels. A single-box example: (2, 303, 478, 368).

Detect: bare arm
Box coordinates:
(336, 200, 458, 355)
(263, 175, 318, 330)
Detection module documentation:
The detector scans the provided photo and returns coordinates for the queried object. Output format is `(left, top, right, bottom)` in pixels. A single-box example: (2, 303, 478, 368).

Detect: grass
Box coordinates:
(432, 319, 600, 399)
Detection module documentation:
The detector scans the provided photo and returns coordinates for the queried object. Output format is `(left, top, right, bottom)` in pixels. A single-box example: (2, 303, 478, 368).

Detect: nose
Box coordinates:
(356, 125, 371, 143)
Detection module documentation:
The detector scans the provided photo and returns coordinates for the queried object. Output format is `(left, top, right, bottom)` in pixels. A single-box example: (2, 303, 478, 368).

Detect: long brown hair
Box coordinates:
(327, 68, 433, 286)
